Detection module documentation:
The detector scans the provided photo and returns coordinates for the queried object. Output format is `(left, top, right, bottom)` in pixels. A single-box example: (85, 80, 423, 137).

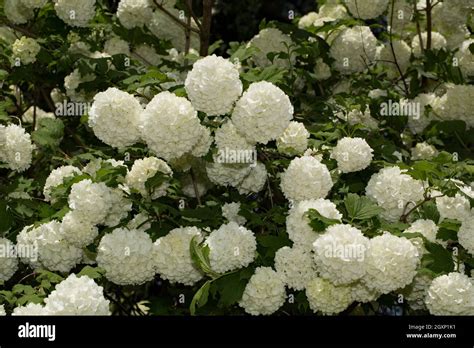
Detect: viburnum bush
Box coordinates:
(0, 0, 473, 316)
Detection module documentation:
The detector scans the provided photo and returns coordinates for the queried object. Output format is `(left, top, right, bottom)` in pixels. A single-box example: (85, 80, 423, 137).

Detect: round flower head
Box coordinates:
(403, 219, 440, 254)
(388, 0, 413, 34)
(411, 142, 438, 160)
(185, 55, 243, 116)
(154, 227, 204, 286)
(412, 31, 447, 57)
(306, 278, 352, 315)
(59, 211, 99, 248)
(140, 91, 203, 161)
(276, 121, 310, 156)
(214, 120, 255, 154)
(404, 272, 433, 311)
(274, 246, 317, 291)
(455, 39, 474, 79)
(330, 26, 378, 74)
(363, 232, 420, 294)
(4, 0, 34, 24)
(44, 274, 111, 315)
(125, 157, 173, 199)
(205, 222, 257, 273)
(313, 224, 369, 285)
(116, 0, 153, 29)
(0, 124, 34, 172)
(0, 238, 18, 282)
(206, 161, 252, 188)
(458, 216, 474, 255)
(350, 281, 379, 303)
(54, 0, 96, 27)
(425, 272, 474, 315)
(365, 166, 424, 222)
(280, 156, 333, 202)
(433, 84, 474, 128)
(104, 37, 130, 56)
(232, 81, 293, 144)
(286, 199, 342, 250)
(435, 193, 471, 222)
(344, 0, 388, 19)
(12, 303, 49, 316)
(378, 40, 411, 79)
(97, 228, 156, 286)
(239, 267, 286, 315)
(12, 37, 41, 65)
(248, 28, 293, 68)
(43, 165, 82, 202)
(221, 202, 246, 225)
(406, 93, 440, 134)
(88, 87, 143, 149)
(103, 188, 132, 228)
(68, 179, 112, 225)
(314, 58, 332, 81)
(237, 162, 267, 195)
(330, 137, 373, 173)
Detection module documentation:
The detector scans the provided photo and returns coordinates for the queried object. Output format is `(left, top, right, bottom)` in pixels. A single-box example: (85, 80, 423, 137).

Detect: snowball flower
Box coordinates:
(206, 161, 252, 188)
(404, 272, 433, 311)
(313, 224, 369, 285)
(88, 87, 142, 149)
(406, 93, 441, 134)
(344, 0, 388, 19)
(0, 124, 34, 172)
(21, 0, 48, 9)
(54, 0, 96, 27)
(140, 91, 203, 161)
(44, 274, 111, 315)
(60, 211, 99, 248)
(239, 267, 286, 315)
(125, 157, 173, 199)
(274, 246, 317, 291)
(68, 179, 111, 225)
(350, 281, 379, 303)
(104, 37, 130, 56)
(154, 227, 204, 285)
(185, 55, 242, 116)
(455, 39, 474, 79)
(237, 162, 267, 195)
(232, 81, 293, 144)
(286, 198, 342, 250)
(0, 238, 18, 282)
(435, 193, 471, 222)
(248, 28, 293, 68)
(403, 219, 440, 254)
(330, 26, 378, 74)
(12, 303, 49, 316)
(276, 121, 310, 156)
(12, 37, 41, 65)
(364, 232, 420, 294)
(43, 165, 82, 202)
(330, 137, 373, 173)
(412, 31, 447, 57)
(205, 222, 257, 273)
(4, 0, 33, 24)
(378, 40, 411, 78)
(117, 0, 152, 29)
(280, 156, 333, 202)
(411, 142, 438, 160)
(458, 216, 474, 255)
(425, 272, 474, 315)
(314, 58, 332, 80)
(433, 84, 474, 128)
(222, 202, 246, 225)
(97, 228, 156, 285)
(306, 278, 352, 315)
(214, 120, 255, 154)
(365, 166, 425, 222)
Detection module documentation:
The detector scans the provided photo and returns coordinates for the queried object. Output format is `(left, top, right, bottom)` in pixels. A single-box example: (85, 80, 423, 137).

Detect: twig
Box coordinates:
(152, 0, 199, 34)
(425, 0, 432, 50)
(199, 0, 214, 56)
(185, 0, 202, 32)
(190, 168, 202, 206)
(388, 0, 409, 96)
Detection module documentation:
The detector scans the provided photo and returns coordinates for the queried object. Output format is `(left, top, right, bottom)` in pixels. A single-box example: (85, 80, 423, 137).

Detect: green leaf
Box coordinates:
(190, 236, 218, 278)
(31, 118, 64, 149)
(305, 208, 340, 232)
(77, 266, 104, 280)
(422, 241, 454, 274)
(210, 270, 249, 308)
(344, 193, 384, 221)
(0, 200, 14, 232)
(189, 280, 211, 315)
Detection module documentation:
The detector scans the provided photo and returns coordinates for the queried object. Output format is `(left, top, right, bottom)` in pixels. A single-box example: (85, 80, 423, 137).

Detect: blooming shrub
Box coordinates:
(0, 0, 473, 317)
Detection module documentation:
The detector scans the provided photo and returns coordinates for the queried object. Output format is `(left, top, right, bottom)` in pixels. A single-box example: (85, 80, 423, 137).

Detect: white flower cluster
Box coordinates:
(185, 55, 243, 116)
(330, 137, 373, 173)
(276, 121, 310, 156)
(4, 0, 34, 24)
(434, 84, 474, 128)
(404, 272, 433, 311)
(458, 216, 474, 255)
(232, 81, 293, 144)
(330, 26, 378, 74)
(239, 267, 286, 315)
(435, 193, 471, 222)
(314, 58, 332, 81)
(116, 0, 152, 29)
(350, 281, 379, 303)
(205, 222, 257, 273)
(237, 162, 268, 195)
(54, 0, 97, 27)
(22, 106, 55, 127)
(313, 224, 369, 285)
(286, 198, 342, 250)
(364, 232, 420, 294)
(387, 0, 413, 34)
(403, 219, 440, 254)
(280, 156, 333, 202)
(365, 166, 425, 222)
(64, 68, 95, 102)
(88, 87, 143, 149)
(43, 274, 111, 315)
(221, 202, 246, 225)
(425, 272, 474, 315)
(306, 278, 352, 315)
(12, 303, 49, 316)
(405, 93, 441, 134)
(274, 246, 317, 291)
(16, 221, 83, 273)
(0, 124, 34, 172)
(344, 0, 388, 19)
(378, 40, 411, 79)
(248, 28, 293, 68)
(97, 228, 156, 285)
(455, 39, 474, 79)
(154, 227, 204, 285)
(43, 165, 82, 202)
(412, 31, 447, 57)
(0, 238, 18, 282)
(214, 120, 254, 154)
(140, 91, 204, 161)
(60, 211, 98, 248)
(133, 44, 162, 66)
(411, 142, 438, 160)
(125, 157, 173, 199)
(12, 37, 41, 65)
(104, 37, 130, 56)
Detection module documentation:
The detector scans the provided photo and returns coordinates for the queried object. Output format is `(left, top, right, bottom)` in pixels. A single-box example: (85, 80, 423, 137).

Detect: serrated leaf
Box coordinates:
(344, 193, 384, 220)
(78, 266, 104, 280)
(31, 118, 64, 149)
(305, 208, 340, 232)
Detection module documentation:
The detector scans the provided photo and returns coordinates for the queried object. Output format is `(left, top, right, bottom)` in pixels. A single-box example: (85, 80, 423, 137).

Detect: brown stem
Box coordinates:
(190, 168, 202, 206)
(426, 0, 432, 50)
(184, 0, 192, 56)
(185, 0, 202, 32)
(152, 0, 200, 34)
(414, 2, 424, 55)
(388, 0, 409, 96)
(199, 0, 214, 56)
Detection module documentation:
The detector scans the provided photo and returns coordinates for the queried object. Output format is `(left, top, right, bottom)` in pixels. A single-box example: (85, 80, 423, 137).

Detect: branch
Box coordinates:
(185, 0, 202, 32)
(426, 0, 432, 50)
(0, 17, 37, 38)
(152, 0, 200, 34)
(388, 0, 409, 96)
(199, 0, 214, 56)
